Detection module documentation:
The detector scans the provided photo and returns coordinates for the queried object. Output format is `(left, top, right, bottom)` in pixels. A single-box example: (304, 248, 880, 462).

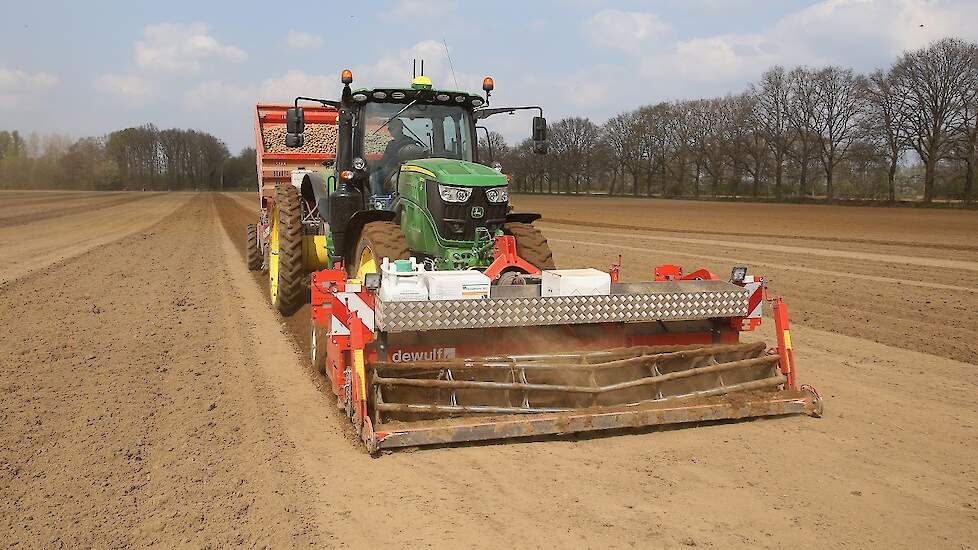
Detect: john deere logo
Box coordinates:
(471, 206, 485, 218)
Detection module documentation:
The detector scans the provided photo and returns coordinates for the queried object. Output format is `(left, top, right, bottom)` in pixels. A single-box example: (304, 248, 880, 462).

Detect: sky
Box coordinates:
(2, 0, 978, 153)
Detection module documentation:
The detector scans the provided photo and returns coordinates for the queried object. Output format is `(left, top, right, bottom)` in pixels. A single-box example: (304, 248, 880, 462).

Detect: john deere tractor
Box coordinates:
(252, 69, 553, 313)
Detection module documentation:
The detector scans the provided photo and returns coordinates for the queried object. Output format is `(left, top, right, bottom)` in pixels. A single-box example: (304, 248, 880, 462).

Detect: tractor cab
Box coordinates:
(352, 76, 484, 199)
(280, 69, 550, 278)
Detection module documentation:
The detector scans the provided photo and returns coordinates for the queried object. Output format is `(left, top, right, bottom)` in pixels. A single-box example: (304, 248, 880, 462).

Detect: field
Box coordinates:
(2, 190, 977, 548)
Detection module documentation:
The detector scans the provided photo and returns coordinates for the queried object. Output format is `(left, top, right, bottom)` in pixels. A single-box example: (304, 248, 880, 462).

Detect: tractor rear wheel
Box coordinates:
(504, 222, 555, 270)
(349, 222, 410, 278)
(246, 224, 262, 271)
(269, 184, 305, 314)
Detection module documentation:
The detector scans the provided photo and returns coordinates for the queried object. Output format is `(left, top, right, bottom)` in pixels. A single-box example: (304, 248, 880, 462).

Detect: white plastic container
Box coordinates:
(541, 268, 612, 297)
(422, 270, 491, 300)
(379, 258, 429, 302)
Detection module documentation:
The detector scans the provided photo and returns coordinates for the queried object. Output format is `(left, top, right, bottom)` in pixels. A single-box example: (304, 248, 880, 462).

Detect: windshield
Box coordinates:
(363, 102, 474, 162)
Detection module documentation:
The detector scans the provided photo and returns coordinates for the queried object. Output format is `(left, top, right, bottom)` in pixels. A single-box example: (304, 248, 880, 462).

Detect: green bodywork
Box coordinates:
(396, 158, 508, 270)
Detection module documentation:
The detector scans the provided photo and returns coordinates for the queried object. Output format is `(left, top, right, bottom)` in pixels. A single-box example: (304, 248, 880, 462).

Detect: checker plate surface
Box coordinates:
(376, 281, 748, 332)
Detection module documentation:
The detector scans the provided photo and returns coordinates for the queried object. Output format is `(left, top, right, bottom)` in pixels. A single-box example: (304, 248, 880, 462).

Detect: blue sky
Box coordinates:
(2, 0, 977, 153)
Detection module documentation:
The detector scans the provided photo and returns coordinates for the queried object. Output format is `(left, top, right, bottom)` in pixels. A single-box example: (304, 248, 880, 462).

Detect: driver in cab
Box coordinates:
(371, 118, 416, 195)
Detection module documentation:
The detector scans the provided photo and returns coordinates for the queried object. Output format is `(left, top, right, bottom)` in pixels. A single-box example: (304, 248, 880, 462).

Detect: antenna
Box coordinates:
(421, 59, 425, 75)
(443, 39, 460, 89)
(413, 59, 417, 78)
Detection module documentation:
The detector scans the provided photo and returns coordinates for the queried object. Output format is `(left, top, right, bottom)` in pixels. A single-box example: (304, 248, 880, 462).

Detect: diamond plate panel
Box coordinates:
(376, 281, 749, 333)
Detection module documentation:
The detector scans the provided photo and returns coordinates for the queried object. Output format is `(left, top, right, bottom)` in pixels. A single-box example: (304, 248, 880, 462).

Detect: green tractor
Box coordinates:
(254, 69, 554, 313)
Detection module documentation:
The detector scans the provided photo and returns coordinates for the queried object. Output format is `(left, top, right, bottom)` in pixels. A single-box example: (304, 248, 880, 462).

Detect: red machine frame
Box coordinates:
(311, 262, 818, 452)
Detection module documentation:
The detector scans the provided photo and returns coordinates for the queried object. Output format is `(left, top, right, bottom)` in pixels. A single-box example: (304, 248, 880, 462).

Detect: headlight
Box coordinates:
(438, 184, 472, 203)
(353, 157, 366, 170)
(485, 186, 509, 203)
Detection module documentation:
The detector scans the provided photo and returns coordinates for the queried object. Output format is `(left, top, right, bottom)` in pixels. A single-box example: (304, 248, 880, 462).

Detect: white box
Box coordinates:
(541, 268, 611, 297)
(422, 270, 491, 300)
(379, 257, 428, 302)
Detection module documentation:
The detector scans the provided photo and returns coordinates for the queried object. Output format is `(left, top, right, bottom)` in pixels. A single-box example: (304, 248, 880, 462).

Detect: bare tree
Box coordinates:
(862, 69, 908, 202)
(786, 67, 819, 197)
(951, 84, 978, 204)
(751, 66, 794, 200)
(892, 38, 978, 202)
(811, 66, 864, 199)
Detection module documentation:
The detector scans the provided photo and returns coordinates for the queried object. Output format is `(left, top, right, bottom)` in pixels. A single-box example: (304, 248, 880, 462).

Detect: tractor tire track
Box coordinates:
(0, 194, 325, 547)
(0, 192, 159, 229)
(542, 216, 978, 253)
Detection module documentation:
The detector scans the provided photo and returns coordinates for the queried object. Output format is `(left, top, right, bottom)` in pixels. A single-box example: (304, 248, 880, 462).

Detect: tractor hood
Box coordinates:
(403, 158, 506, 187)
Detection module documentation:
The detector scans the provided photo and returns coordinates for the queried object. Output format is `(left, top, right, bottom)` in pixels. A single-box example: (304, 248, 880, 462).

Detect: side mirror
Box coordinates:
(285, 107, 305, 148)
(285, 133, 304, 148)
(286, 107, 305, 134)
(532, 116, 547, 141)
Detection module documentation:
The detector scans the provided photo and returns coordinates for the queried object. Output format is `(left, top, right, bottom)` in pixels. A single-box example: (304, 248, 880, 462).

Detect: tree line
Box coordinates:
(0, 126, 257, 191)
(492, 37, 978, 204)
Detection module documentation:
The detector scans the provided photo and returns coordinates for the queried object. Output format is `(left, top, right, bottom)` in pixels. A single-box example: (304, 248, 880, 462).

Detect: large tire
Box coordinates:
(349, 222, 410, 278)
(504, 222, 555, 270)
(246, 224, 262, 271)
(269, 184, 305, 314)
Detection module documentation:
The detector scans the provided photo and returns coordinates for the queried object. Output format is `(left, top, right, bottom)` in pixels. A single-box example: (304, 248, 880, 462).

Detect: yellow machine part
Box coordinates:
(302, 234, 330, 270)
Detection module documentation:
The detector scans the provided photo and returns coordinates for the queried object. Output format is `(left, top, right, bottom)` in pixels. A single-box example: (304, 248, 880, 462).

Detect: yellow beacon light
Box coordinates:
(411, 75, 433, 90)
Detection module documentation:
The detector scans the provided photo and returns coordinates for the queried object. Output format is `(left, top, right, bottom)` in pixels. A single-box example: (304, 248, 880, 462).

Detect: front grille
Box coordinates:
(426, 183, 507, 241)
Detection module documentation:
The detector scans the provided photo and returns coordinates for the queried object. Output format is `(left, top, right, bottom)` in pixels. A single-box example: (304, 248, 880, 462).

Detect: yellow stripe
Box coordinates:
(354, 349, 366, 400)
(782, 330, 793, 350)
(400, 165, 436, 178)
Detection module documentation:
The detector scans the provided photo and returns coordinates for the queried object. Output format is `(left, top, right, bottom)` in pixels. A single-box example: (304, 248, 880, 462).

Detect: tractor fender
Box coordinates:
(505, 212, 542, 224)
(342, 210, 397, 262)
(300, 172, 330, 220)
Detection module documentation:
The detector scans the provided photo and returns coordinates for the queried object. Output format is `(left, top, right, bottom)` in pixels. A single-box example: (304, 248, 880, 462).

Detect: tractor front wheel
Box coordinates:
(349, 222, 410, 278)
(504, 222, 555, 270)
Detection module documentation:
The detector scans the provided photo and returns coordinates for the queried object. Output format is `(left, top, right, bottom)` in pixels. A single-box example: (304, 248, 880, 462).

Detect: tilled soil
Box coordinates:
(2, 191, 977, 549)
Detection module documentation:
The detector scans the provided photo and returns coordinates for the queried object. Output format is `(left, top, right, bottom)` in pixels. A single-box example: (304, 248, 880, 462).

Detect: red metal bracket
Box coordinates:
(609, 255, 622, 283)
(771, 296, 797, 390)
(483, 235, 542, 280)
(654, 264, 718, 281)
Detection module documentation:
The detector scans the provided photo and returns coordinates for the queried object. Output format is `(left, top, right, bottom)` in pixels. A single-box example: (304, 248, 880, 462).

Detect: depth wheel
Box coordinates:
(503, 222, 555, 270)
(269, 184, 305, 314)
(246, 224, 262, 271)
(348, 222, 410, 278)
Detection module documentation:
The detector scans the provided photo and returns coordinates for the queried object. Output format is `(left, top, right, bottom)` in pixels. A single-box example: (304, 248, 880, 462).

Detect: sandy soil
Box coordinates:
(2, 191, 976, 549)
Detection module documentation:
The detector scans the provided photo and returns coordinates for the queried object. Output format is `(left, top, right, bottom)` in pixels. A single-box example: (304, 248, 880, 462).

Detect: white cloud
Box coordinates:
(382, 0, 458, 21)
(0, 67, 58, 91)
(94, 74, 158, 103)
(352, 40, 481, 92)
(585, 9, 671, 53)
(135, 22, 247, 73)
(588, 0, 978, 102)
(259, 70, 337, 100)
(183, 80, 253, 111)
(283, 31, 324, 50)
(182, 71, 338, 112)
(0, 68, 58, 109)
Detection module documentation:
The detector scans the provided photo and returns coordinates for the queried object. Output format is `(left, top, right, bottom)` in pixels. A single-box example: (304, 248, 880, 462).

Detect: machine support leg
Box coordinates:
(772, 297, 796, 390)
